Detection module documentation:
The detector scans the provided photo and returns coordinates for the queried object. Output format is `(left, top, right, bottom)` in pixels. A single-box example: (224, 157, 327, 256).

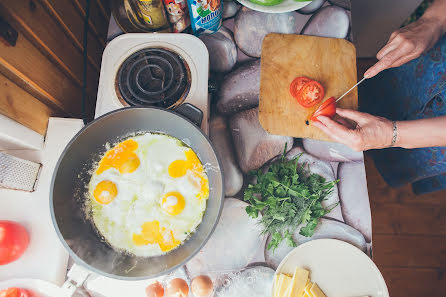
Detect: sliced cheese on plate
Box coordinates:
(310, 283, 327, 297)
(274, 274, 284, 297)
(285, 268, 309, 297)
(304, 282, 314, 297)
(276, 274, 293, 297)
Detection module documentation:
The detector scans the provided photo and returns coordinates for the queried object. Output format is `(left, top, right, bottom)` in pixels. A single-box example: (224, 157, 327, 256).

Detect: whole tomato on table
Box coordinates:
(0, 221, 30, 265)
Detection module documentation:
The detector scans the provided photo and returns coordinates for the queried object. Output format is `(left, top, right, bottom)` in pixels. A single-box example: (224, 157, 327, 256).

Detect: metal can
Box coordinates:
(186, 0, 222, 35)
(163, 0, 191, 32)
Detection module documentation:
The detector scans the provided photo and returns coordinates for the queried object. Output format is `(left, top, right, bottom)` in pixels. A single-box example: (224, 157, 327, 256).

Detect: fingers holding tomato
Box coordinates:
(310, 96, 336, 122)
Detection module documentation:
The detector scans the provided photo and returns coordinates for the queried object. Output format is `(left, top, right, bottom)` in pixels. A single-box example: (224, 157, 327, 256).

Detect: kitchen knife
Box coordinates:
(336, 77, 367, 103)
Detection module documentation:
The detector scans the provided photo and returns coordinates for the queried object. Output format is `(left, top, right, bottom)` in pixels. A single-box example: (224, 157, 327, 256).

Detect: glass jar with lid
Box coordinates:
(112, 0, 171, 33)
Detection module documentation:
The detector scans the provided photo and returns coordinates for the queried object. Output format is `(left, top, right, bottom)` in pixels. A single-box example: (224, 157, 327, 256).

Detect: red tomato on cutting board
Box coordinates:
(0, 287, 34, 297)
(311, 96, 337, 122)
(0, 221, 30, 265)
(289, 77, 325, 108)
(296, 81, 325, 108)
(289, 76, 311, 99)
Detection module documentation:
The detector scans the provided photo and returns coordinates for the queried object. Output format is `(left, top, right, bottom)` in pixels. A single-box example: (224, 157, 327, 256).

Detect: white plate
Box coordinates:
(275, 239, 389, 297)
(0, 278, 71, 297)
(236, 0, 311, 13)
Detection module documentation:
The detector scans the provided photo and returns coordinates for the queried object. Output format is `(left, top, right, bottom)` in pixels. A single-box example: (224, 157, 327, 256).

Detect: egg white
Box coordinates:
(87, 133, 209, 257)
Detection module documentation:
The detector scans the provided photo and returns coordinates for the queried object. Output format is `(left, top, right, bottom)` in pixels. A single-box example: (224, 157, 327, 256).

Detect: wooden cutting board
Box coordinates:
(259, 34, 358, 141)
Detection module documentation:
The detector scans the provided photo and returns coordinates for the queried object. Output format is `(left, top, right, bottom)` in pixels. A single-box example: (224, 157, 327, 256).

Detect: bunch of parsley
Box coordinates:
(243, 146, 339, 252)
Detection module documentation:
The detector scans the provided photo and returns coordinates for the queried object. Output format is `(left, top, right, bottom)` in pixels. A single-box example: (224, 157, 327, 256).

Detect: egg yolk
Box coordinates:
(196, 174, 209, 200)
(93, 180, 118, 204)
(168, 149, 201, 178)
(161, 192, 186, 216)
(96, 139, 140, 175)
(132, 221, 180, 252)
(168, 149, 209, 200)
(168, 159, 189, 178)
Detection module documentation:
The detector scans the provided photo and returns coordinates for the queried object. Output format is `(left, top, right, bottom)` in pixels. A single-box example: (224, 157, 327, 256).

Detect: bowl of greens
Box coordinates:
(236, 0, 311, 13)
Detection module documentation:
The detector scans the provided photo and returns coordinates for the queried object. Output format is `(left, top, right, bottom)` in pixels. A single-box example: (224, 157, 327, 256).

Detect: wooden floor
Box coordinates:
(364, 153, 446, 297)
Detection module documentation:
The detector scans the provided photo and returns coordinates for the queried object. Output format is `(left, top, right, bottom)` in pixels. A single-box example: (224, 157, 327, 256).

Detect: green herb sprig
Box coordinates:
(243, 145, 339, 251)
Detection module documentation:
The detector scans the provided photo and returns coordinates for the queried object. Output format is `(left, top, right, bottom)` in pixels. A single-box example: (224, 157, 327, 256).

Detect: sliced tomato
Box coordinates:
(0, 221, 30, 265)
(296, 81, 325, 108)
(310, 96, 337, 122)
(289, 76, 311, 99)
(0, 287, 33, 297)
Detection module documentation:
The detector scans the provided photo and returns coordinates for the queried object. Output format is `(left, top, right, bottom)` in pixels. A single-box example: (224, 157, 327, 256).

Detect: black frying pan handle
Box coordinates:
(175, 103, 203, 127)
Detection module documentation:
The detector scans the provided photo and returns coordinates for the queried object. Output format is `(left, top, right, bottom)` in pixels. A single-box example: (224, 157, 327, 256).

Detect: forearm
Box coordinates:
(395, 116, 446, 149)
(422, 0, 446, 34)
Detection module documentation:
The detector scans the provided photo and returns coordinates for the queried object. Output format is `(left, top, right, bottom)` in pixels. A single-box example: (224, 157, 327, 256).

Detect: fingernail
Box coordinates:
(364, 71, 371, 78)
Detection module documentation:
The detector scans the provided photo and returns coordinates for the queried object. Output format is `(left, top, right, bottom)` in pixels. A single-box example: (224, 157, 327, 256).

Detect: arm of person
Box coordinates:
(364, 0, 446, 78)
(396, 115, 446, 149)
(312, 108, 446, 151)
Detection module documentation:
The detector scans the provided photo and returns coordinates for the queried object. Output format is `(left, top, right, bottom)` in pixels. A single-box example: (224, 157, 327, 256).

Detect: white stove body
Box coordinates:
(95, 33, 210, 134)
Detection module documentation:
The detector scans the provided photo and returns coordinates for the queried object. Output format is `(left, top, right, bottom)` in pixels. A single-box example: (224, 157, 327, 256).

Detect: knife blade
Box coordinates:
(335, 77, 367, 103)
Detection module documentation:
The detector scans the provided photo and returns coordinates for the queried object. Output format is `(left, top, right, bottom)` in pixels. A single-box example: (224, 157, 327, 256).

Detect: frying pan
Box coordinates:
(50, 106, 224, 280)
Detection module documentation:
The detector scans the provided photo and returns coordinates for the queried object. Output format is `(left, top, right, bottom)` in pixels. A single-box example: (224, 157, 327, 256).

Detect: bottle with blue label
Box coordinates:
(186, 0, 222, 35)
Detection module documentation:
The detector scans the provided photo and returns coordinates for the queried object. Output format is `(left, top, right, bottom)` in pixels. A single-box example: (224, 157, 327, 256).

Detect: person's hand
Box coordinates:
(364, 16, 445, 78)
(312, 108, 394, 151)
